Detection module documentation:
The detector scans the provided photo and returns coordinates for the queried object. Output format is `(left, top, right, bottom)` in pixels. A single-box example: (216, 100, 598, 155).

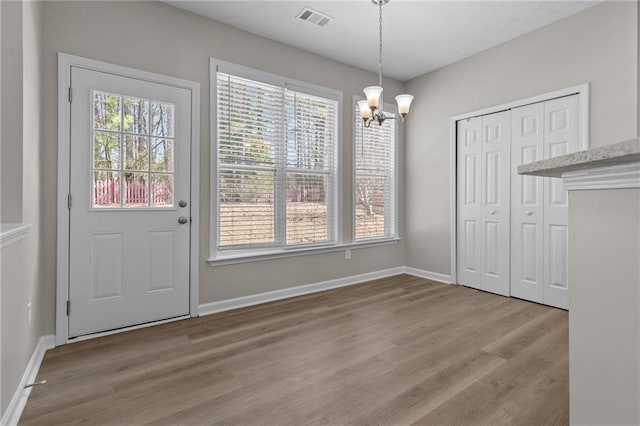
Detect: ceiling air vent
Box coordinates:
(296, 7, 332, 27)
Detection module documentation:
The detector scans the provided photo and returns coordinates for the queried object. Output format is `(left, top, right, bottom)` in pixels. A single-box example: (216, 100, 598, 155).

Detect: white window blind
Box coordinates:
(354, 103, 397, 240)
(216, 71, 338, 252)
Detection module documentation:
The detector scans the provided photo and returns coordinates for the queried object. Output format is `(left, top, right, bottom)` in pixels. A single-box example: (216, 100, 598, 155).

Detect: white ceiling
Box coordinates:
(164, 0, 599, 81)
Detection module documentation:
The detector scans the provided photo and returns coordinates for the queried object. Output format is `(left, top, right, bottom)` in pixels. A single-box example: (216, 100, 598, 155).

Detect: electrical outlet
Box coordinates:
(345, 249, 351, 260)
(27, 302, 32, 328)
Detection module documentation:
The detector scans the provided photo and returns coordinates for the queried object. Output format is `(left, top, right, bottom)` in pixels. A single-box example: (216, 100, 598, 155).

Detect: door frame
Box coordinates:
(56, 53, 201, 345)
(449, 84, 589, 286)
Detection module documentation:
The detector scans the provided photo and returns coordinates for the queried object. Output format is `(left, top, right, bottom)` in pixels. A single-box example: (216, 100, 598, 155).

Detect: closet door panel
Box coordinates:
(480, 111, 510, 296)
(510, 103, 544, 303)
(457, 118, 482, 288)
(543, 95, 580, 309)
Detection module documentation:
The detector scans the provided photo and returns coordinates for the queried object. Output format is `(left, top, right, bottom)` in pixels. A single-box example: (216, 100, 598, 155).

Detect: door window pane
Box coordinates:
(94, 132, 121, 169)
(94, 92, 122, 131)
(151, 102, 174, 137)
(93, 171, 121, 208)
(123, 173, 148, 208)
(123, 97, 149, 135)
(150, 138, 174, 172)
(124, 136, 149, 171)
(150, 174, 174, 207)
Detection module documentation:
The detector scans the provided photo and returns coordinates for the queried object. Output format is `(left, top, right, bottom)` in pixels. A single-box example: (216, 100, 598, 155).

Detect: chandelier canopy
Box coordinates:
(358, 0, 414, 128)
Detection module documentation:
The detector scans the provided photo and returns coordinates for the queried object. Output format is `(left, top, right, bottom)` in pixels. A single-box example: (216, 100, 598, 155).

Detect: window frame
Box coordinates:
(352, 95, 399, 243)
(210, 59, 343, 261)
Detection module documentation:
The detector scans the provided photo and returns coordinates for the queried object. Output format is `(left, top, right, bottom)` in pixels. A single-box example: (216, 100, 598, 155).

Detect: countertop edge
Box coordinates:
(518, 138, 640, 178)
(1, 223, 32, 249)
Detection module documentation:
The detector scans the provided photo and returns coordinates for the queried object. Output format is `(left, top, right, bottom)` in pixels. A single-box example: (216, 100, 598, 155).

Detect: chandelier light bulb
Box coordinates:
(364, 86, 383, 109)
(395, 94, 414, 117)
(358, 100, 372, 119)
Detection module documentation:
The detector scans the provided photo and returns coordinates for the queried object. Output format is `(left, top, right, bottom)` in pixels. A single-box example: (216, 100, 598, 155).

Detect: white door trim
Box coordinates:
(449, 84, 589, 285)
(56, 53, 200, 345)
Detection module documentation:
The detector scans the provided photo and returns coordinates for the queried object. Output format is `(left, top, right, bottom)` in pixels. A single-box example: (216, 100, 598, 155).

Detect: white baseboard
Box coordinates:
(199, 266, 405, 316)
(402, 266, 453, 284)
(1, 335, 55, 426)
(199, 266, 452, 316)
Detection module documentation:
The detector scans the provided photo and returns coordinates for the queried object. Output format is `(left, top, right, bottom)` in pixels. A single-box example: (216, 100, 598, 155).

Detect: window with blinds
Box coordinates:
(354, 103, 397, 240)
(216, 70, 339, 252)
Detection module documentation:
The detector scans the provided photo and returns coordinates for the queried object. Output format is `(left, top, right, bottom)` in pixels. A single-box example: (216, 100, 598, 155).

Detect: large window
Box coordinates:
(354, 101, 397, 240)
(213, 62, 340, 257)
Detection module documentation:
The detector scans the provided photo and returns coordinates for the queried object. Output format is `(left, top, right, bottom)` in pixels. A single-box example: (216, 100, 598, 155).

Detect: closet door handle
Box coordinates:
(525, 211, 533, 216)
(490, 210, 497, 215)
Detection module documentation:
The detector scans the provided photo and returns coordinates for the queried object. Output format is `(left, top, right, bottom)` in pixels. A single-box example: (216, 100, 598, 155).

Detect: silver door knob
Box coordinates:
(179, 200, 187, 208)
(178, 216, 189, 224)
(525, 211, 533, 216)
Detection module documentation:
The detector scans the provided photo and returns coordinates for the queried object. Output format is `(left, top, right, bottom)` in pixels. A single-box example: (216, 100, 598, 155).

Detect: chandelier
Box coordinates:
(358, 0, 414, 128)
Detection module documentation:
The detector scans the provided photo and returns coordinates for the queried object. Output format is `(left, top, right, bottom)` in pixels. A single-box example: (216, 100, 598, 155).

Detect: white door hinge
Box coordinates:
(68, 194, 72, 209)
(68, 87, 73, 103)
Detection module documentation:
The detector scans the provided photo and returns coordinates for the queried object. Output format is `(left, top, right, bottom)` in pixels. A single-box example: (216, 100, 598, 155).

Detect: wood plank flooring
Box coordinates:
(20, 275, 568, 425)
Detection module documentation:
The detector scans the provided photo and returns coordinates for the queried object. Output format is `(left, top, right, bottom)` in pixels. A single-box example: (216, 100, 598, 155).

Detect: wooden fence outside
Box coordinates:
(94, 180, 172, 206)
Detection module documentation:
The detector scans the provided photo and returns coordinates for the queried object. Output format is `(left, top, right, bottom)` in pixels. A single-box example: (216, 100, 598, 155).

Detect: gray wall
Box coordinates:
(0, 0, 46, 416)
(1, 0, 23, 223)
(404, 1, 639, 275)
(40, 0, 406, 314)
(0, 0, 3, 412)
(569, 188, 640, 425)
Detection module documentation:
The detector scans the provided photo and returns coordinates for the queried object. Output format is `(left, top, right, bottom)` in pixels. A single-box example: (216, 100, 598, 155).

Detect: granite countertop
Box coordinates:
(518, 138, 640, 177)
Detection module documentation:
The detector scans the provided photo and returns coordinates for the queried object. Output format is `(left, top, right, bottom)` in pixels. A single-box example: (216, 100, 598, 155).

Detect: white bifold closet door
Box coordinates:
(511, 95, 580, 309)
(457, 110, 511, 297)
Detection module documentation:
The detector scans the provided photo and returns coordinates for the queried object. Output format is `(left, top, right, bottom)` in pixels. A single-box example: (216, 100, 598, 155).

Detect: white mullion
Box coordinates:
(146, 97, 152, 208)
(118, 95, 125, 207)
(275, 89, 288, 246)
(329, 110, 338, 243)
(219, 163, 277, 173)
(285, 167, 331, 176)
(355, 171, 387, 178)
(391, 116, 398, 237)
(384, 171, 391, 237)
(384, 126, 392, 237)
(216, 73, 231, 250)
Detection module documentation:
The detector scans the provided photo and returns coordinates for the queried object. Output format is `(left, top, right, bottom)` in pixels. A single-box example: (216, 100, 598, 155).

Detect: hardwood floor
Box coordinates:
(20, 275, 568, 425)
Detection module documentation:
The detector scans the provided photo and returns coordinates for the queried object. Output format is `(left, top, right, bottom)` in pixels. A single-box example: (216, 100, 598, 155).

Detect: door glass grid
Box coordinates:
(92, 91, 175, 208)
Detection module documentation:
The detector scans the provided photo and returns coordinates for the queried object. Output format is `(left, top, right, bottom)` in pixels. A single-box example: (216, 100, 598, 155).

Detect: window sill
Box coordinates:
(1, 223, 31, 249)
(207, 238, 401, 266)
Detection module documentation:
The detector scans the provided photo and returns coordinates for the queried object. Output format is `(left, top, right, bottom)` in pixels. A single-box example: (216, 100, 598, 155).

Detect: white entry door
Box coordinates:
(68, 67, 192, 337)
(457, 110, 511, 296)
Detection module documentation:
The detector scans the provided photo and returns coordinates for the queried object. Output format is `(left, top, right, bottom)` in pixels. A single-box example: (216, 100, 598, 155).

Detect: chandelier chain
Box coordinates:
(378, 0, 383, 89)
